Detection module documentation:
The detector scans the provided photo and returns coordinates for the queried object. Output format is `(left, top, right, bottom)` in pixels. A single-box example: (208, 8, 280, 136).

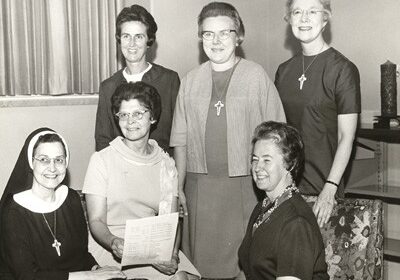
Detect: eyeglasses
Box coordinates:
(201, 29, 236, 41)
(291, 9, 325, 19)
(120, 33, 147, 45)
(34, 156, 66, 167)
(115, 110, 149, 121)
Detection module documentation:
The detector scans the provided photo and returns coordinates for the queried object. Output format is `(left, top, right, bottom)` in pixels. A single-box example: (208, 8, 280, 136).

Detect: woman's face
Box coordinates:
(118, 98, 154, 143)
(201, 16, 238, 66)
(120, 21, 149, 65)
(251, 139, 289, 196)
(32, 142, 66, 190)
(289, 0, 327, 44)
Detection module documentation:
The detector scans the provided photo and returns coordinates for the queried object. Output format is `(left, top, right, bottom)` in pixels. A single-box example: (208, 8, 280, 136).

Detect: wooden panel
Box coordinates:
(345, 185, 400, 201)
(385, 238, 400, 259)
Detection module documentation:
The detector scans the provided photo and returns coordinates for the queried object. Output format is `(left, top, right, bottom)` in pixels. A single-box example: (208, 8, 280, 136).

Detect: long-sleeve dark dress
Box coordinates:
(1, 188, 96, 280)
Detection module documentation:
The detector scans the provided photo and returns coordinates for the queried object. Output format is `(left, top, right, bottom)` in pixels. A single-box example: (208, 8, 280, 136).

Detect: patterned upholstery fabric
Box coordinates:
(302, 196, 383, 280)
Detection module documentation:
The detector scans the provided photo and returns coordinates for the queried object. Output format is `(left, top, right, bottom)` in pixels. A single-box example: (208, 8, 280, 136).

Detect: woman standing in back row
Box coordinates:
(170, 2, 285, 279)
(95, 4, 179, 155)
(275, 0, 361, 227)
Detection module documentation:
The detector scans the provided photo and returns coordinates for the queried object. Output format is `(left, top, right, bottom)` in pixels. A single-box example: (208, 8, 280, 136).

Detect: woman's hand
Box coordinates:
(313, 183, 337, 227)
(312, 114, 356, 227)
(174, 146, 188, 217)
(90, 266, 126, 279)
(69, 266, 126, 280)
(152, 256, 179, 275)
(110, 237, 124, 259)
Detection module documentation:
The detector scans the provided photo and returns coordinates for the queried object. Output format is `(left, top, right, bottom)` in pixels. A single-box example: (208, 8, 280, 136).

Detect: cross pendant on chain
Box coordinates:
(214, 100, 224, 116)
(298, 74, 307, 90)
(52, 239, 61, 256)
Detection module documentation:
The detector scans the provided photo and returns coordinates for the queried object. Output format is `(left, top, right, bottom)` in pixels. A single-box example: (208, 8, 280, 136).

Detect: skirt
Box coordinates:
(182, 172, 258, 278)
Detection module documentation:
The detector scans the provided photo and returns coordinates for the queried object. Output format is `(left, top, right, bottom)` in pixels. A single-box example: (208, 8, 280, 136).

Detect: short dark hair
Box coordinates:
(115, 4, 158, 46)
(33, 134, 67, 158)
(198, 2, 245, 45)
(111, 82, 161, 122)
(252, 121, 304, 181)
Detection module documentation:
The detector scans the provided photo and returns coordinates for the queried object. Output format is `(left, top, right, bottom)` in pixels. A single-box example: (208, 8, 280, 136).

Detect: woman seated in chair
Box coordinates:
(239, 121, 328, 280)
(83, 82, 199, 280)
(0, 128, 125, 280)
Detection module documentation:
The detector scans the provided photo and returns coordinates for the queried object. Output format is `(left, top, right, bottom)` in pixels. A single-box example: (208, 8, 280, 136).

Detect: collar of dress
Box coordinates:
(13, 185, 68, 213)
(110, 137, 178, 215)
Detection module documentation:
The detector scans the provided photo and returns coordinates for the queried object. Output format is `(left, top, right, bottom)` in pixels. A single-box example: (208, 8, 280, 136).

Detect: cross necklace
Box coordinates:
(213, 58, 240, 116)
(298, 43, 325, 90)
(42, 212, 61, 256)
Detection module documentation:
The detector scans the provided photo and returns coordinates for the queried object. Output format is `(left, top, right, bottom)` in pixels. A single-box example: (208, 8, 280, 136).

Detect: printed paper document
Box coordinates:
(121, 212, 179, 266)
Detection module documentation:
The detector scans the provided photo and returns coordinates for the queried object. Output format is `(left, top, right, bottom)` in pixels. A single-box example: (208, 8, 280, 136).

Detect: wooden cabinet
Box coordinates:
(346, 126, 400, 261)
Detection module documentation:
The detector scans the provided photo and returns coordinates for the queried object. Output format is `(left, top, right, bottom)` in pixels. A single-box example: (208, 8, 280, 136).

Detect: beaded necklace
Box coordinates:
(252, 184, 299, 234)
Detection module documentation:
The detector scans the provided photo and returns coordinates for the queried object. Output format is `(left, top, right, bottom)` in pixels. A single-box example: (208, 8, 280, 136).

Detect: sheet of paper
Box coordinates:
(121, 212, 179, 266)
(123, 251, 201, 280)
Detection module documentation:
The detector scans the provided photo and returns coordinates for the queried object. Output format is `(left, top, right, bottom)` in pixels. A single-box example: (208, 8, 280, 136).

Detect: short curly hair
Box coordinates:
(198, 2, 245, 45)
(111, 82, 161, 122)
(115, 5, 158, 46)
(252, 121, 304, 182)
(284, 0, 331, 22)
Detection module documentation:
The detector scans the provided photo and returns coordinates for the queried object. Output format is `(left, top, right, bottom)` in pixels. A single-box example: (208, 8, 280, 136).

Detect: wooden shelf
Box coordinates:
(352, 125, 400, 263)
(385, 238, 400, 260)
(358, 126, 400, 143)
(345, 185, 400, 202)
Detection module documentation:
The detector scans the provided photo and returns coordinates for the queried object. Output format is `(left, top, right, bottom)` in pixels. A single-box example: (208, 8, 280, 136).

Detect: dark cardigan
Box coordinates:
(95, 63, 180, 155)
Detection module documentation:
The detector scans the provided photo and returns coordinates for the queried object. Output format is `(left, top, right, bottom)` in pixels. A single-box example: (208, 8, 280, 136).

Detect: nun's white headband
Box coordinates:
(27, 130, 70, 169)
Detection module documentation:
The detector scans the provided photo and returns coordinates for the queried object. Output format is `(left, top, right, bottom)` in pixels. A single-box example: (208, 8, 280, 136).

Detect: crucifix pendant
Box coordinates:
(52, 239, 61, 256)
(214, 100, 224, 116)
(298, 74, 307, 90)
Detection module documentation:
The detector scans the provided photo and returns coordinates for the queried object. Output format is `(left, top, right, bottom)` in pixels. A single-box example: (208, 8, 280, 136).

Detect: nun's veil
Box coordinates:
(0, 127, 55, 268)
(1, 128, 56, 205)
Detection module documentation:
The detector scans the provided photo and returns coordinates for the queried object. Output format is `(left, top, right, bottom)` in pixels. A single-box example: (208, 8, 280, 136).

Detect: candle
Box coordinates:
(380, 60, 397, 117)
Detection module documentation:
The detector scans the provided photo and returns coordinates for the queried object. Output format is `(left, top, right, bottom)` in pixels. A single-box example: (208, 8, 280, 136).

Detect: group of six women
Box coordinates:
(0, 0, 360, 279)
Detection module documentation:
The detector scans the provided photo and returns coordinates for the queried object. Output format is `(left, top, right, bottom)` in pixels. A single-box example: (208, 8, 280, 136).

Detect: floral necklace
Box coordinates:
(252, 184, 299, 234)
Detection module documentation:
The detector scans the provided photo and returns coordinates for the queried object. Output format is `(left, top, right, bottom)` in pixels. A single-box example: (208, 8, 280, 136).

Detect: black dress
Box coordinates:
(275, 48, 361, 197)
(238, 194, 328, 280)
(1, 188, 96, 280)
